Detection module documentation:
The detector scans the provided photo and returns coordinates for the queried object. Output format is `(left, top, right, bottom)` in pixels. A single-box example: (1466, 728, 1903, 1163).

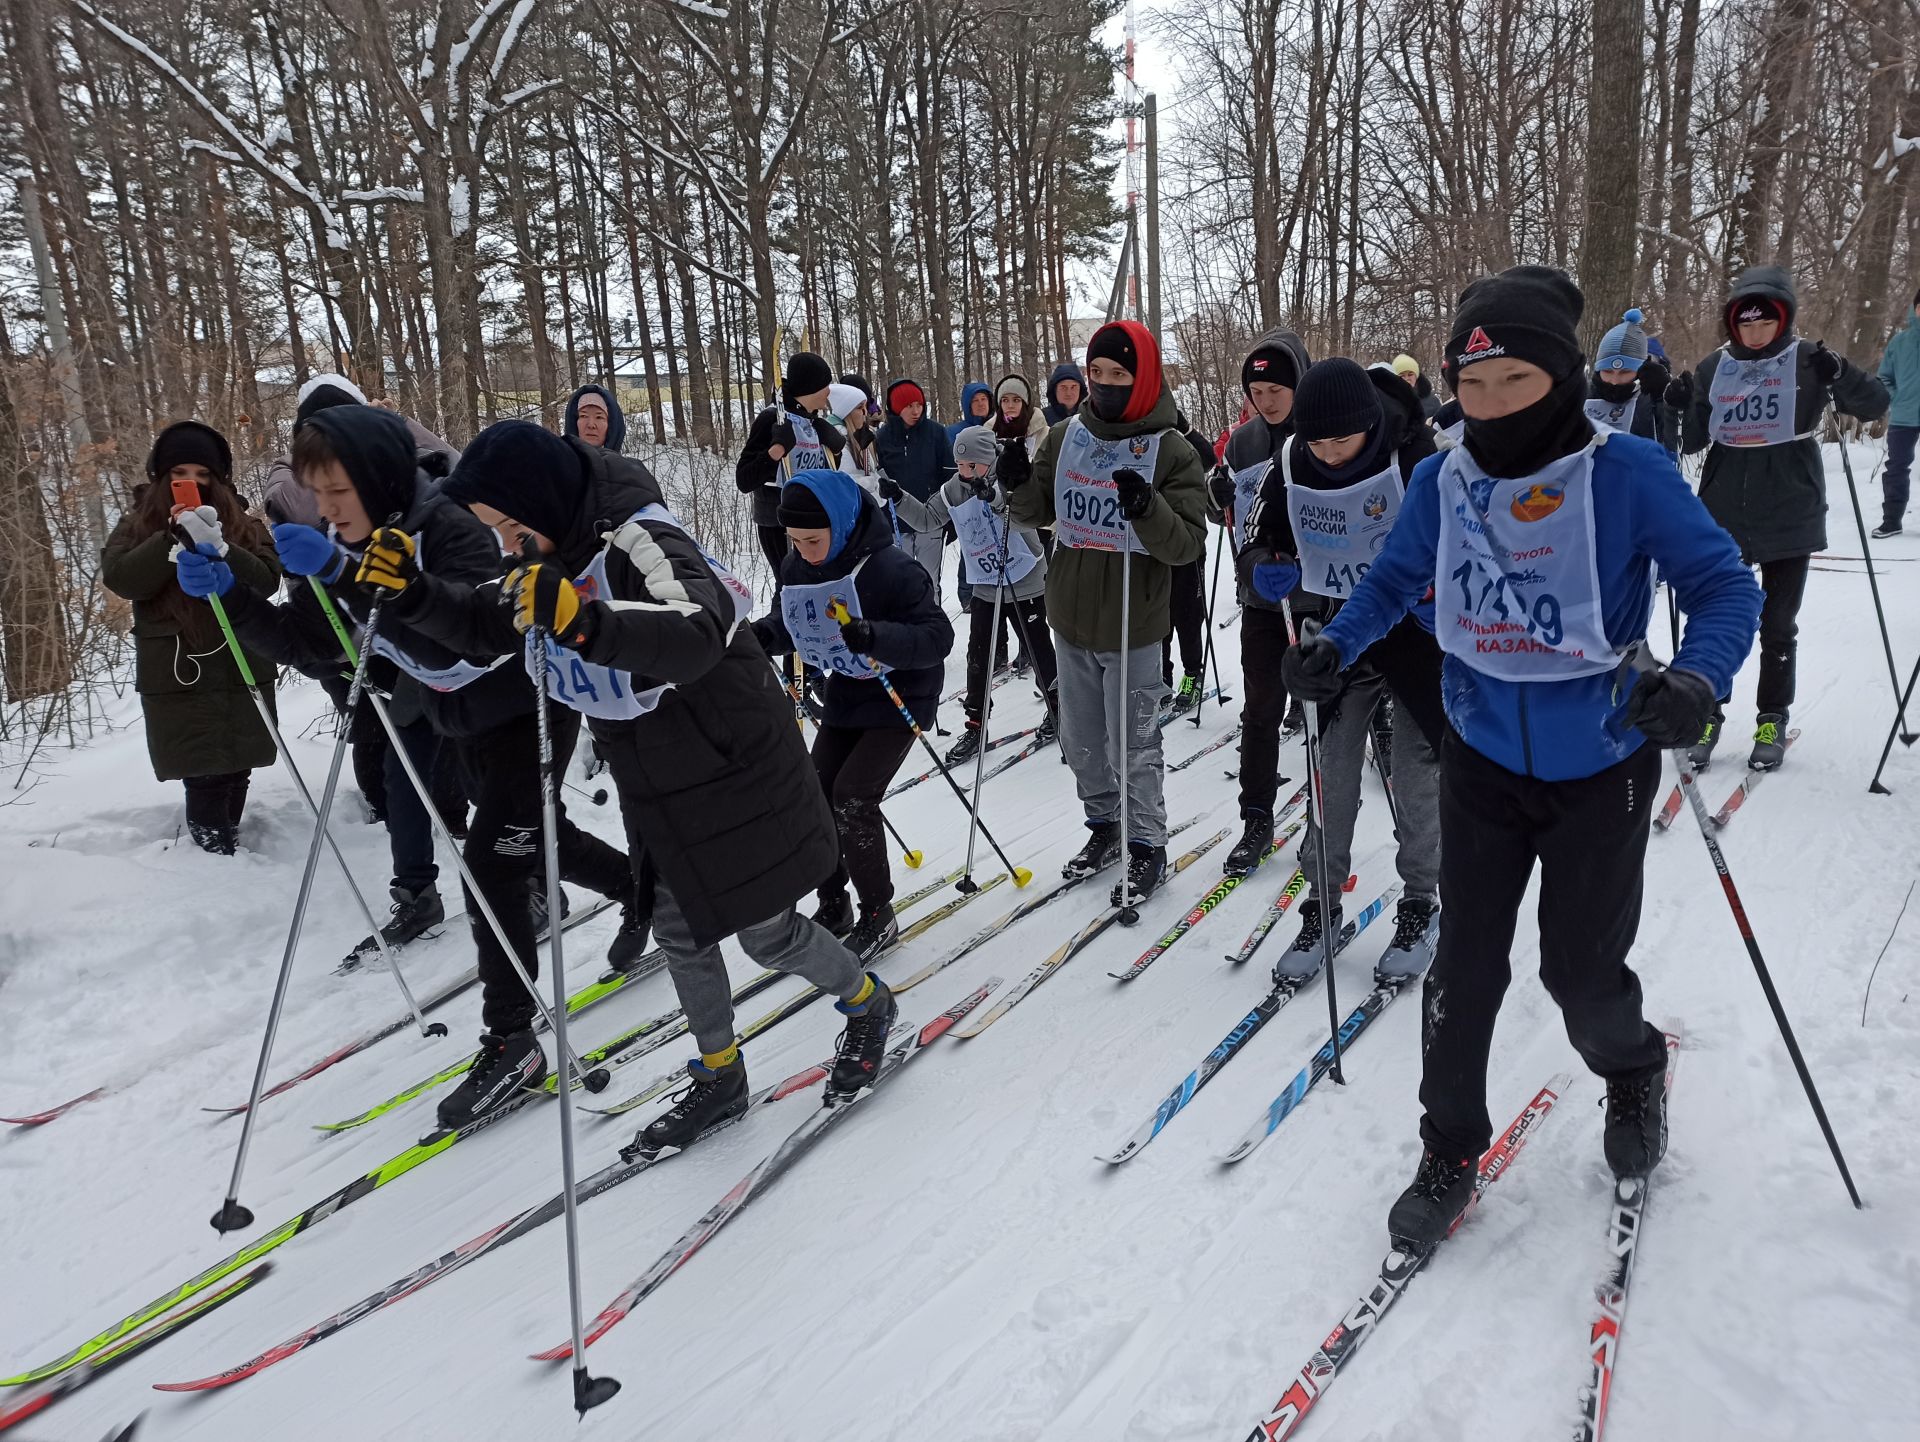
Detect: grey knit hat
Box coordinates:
(952, 425, 1000, 467)
(994, 375, 1031, 405)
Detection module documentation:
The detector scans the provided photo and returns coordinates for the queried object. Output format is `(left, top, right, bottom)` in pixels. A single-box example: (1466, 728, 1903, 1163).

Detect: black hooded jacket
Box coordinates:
(563, 383, 626, 452)
(222, 406, 528, 737)
(403, 434, 841, 947)
(736, 405, 846, 528)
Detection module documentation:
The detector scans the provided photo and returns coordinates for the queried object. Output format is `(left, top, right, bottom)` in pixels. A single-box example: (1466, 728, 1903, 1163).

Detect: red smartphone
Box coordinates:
(170, 477, 203, 513)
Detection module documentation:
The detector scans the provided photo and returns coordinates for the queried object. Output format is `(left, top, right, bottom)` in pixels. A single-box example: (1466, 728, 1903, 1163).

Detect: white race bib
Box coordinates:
(1230, 458, 1269, 525)
(1584, 393, 1639, 433)
(786, 411, 829, 471)
(1053, 418, 1157, 554)
(1281, 441, 1404, 601)
(951, 495, 1038, 589)
(780, 560, 884, 679)
(354, 530, 507, 693)
(1707, 342, 1800, 448)
(1434, 441, 1627, 682)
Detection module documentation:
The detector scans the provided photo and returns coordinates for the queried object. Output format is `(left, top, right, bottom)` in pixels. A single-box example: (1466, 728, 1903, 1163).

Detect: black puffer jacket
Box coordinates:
(223, 407, 528, 738)
(751, 485, 953, 730)
(1680, 264, 1890, 562)
(403, 440, 839, 947)
(736, 404, 846, 528)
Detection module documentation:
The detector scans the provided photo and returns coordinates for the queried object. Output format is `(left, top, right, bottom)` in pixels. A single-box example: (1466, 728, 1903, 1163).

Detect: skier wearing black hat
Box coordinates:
(367, 421, 893, 1150)
(1666, 265, 1889, 770)
(201, 405, 639, 1127)
(736, 351, 845, 584)
(1243, 358, 1445, 981)
(1215, 327, 1314, 849)
(1282, 265, 1763, 1247)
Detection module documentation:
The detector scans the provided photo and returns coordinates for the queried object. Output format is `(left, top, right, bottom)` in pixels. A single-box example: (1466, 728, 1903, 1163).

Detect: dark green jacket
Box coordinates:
(1009, 382, 1207, 651)
(101, 513, 281, 781)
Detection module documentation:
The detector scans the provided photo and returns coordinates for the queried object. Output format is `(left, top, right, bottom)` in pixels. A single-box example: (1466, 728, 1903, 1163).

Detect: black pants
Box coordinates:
(1237, 607, 1293, 817)
(1753, 554, 1809, 714)
(964, 593, 1058, 724)
(758, 525, 790, 593)
(1419, 731, 1668, 1161)
(381, 714, 441, 895)
(323, 672, 388, 818)
(457, 706, 632, 1035)
(812, 723, 917, 908)
(1162, 559, 1206, 682)
(182, 771, 250, 830)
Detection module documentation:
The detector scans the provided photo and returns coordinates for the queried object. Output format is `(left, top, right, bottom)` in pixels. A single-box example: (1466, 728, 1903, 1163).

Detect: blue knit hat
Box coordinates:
(1595, 308, 1649, 371)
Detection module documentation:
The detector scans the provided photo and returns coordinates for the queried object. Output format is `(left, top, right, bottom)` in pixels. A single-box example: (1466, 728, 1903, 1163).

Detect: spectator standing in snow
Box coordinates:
(874, 378, 954, 585)
(564, 384, 625, 453)
(1875, 289, 1920, 537)
(1042, 361, 1085, 426)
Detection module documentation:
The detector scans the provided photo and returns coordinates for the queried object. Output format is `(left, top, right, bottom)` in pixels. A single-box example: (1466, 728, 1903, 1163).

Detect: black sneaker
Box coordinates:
(1273, 898, 1342, 983)
(1686, 709, 1724, 771)
(378, 885, 446, 949)
(1602, 1065, 1669, 1179)
(1387, 1147, 1476, 1250)
(944, 723, 983, 766)
(1872, 520, 1902, 540)
(828, 974, 898, 1101)
(846, 902, 899, 963)
(1223, 811, 1274, 876)
(1111, 841, 1167, 910)
(528, 881, 572, 941)
(436, 1031, 548, 1131)
(1063, 820, 1122, 880)
(813, 890, 856, 939)
(605, 900, 652, 972)
(634, 1055, 749, 1155)
(1749, 712, 1789, 772)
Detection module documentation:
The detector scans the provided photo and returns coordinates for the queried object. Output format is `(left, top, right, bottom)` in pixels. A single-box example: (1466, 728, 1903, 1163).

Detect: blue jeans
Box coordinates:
(1887, 426, 1919, 527)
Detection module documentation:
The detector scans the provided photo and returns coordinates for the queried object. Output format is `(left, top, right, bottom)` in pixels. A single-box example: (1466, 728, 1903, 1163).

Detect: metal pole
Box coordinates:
(1144, 93, 1162, 339)
(1834, 424, 1916, 744)
(1284, 601, 1345, 1085)
(958, 506, 1013, 893)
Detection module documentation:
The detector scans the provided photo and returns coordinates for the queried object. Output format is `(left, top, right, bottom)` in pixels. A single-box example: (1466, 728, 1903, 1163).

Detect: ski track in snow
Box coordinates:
(3, 442, 1918, 1441)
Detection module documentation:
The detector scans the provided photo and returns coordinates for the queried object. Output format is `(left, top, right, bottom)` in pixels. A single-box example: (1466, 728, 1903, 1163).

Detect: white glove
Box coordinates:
(175, 504, 228, 556)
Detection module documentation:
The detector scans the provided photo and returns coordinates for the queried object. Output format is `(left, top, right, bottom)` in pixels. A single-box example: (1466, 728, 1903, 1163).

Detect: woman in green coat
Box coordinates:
(101, 421, 282, 853)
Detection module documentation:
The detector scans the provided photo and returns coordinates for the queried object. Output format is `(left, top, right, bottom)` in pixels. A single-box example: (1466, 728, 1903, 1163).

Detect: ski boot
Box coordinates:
(1062, 819, 1122, 880)
(1273, 897, 1342, 983)
(1749, 712, 1789, 772)
(1686, 707, 1724, 772)
(1111, 841, 1168, 912)
(828, 973, 898, 1101)
(528, 880, 571, 941)
(1387, 1147, 1475, 1250)
(813, 889, 857, 939)
(1872, 520, 1902, 540)
(1375, 896, 1439, 981)
(382, 885, 446, 948)
(1223, 810, 1274, 877)
(606, 899, 653, 972)
(1169, 672, 1203, 716)
(1603, 1062, 1669, 1179)
(1282, 700, 1307, 738)
(846, 901, 899, 963)
(436, 1031, 548, 1131)
(945, 722, 983, 766)
(633, 1053, 749, 1155)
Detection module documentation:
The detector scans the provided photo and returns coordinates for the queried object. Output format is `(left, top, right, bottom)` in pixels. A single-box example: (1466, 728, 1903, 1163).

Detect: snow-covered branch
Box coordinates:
(339, 186, 426, 205)
(665, 0, 728, 17)
(179, 138, 246, 166)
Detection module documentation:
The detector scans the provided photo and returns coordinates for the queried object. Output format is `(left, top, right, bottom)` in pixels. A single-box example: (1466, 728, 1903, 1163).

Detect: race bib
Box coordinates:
(1053, 419, 1156, 554)
(348, 529, 506, 693)
(952, 495, 1039, 589)
(786, 411, 829, 471)
(1281, 441, 1403, 600)
(1230, 458, 1269, 525)
(1584, 393, 1638, 433)
(780, 562, 884, 679)
(1707, 343, 1799, 448)
(1434, 441, 1625, 682)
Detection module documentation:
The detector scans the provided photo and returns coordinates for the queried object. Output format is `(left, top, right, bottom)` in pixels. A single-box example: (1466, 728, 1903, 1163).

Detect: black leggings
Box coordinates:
(457, 706, 632, 1034)
(964, 594, 1058, 723)
(758, 525, 790, 590)
(811, 723, 917, 908)
(1753, 554, 1809, 714)
(182, 772, 251, 830)
(1162, 559, 1206, 682)
(1237, 607, 1292, 817)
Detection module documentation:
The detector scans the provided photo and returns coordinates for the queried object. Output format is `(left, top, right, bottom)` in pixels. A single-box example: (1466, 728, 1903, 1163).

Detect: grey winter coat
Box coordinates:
(894, 477, 1049, 603)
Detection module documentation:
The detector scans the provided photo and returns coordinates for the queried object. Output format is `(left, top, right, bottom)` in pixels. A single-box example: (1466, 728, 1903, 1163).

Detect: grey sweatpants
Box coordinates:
(1054, 636, 1169, 846)
(895, 524, 945, 588)
(1299, 678, 1440, 905)
(653, 880, 865, 1056)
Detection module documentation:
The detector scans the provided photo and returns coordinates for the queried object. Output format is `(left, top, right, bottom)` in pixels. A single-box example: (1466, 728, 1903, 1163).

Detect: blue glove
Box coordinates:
(271, 522, 348, 581)
(1251, 560, 1300, 605)
(176, 543, 234, 599)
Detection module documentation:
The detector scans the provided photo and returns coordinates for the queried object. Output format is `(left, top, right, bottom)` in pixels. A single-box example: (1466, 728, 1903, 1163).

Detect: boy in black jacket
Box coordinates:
(735, 352, 844, 585)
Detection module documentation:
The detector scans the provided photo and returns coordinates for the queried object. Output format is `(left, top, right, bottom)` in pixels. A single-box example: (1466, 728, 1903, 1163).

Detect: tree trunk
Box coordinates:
(1579, 0, 1646, 354)
(0, 365, 73, 702)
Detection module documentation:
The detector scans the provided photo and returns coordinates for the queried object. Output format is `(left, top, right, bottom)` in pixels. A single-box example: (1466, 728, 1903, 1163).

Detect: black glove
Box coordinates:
(1809, 343, 1843, 386)
(1637, 358, 1671, 398)
(969, 473, 996, 503)
(839, 615, 876, 656)
(1663, 371, 1694, 409)
(1113, 467, 1153, 519)
(1623, 665, 1718, 748)
(1280, 631, 1343, 704)
(997, 442, 1032, 490)
(877, 474, 903, 502)
(1208, 465, 1236, 515)
(770, 417, 796, 452)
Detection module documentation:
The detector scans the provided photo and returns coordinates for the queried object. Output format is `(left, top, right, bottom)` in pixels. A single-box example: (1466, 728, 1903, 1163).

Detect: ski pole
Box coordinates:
(777, 452, 808, 729)
(565, 781, 609, 806)
(304, 578, 611, 1089)
(207, 586, 399, 1235)
(1282, 600, 1345, 1085)
(1676, 755, 1863, 1208)
(879, 808, 923, 869)
(1194, 516, 1230, 726)
(1116, 538, 1139, 923)
(1834, 417, 1915, 744)
(518, 542, 621, 1416)
(826, 599, 1032, 889)
(956, 502, 1014, 893)
(1868, 648, 1920, 794)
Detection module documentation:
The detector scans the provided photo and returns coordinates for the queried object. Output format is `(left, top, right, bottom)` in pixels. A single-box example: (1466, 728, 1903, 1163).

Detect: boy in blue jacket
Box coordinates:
(1284, 266, 1762, 1248)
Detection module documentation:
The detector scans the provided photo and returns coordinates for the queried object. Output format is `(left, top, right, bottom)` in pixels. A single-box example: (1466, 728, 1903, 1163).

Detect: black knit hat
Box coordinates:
(1242, 343, 1300, 393)
(782, 352, 834, 408)
(1445, 265, 1585, 383)
(1293, 359, 1383, 443)
(776, 481, 832, 529)
(1087, 325, 1138, 375)
(148, 420, 232, 484)
(838, 371, 875, 401)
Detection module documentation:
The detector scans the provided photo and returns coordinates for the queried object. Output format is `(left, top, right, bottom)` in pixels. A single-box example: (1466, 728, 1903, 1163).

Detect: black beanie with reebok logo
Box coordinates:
(1444, 265, 1585, 384)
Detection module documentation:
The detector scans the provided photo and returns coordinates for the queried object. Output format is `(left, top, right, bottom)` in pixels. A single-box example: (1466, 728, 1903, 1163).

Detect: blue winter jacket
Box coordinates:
(563, 383, 625, 452)
(750, 468, 954, 730)
(1878, 311, 1920, 430)
(946, 381, 995, 441)
(1321, 430, 1762, 781)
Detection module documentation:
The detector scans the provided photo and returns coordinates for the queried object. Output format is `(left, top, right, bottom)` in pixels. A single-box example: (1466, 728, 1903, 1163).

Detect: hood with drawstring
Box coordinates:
(1043, 361, 1086, 425)
(564, 383, 627, 452)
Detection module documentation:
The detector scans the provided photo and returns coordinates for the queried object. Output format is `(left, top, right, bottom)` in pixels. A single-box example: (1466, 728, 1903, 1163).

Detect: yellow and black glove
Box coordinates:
(504, 561, 597, 651)
(357, 527, 419, 594)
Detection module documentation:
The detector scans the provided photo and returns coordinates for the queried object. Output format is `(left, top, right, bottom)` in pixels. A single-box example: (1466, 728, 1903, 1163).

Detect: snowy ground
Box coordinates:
(4, 442, 1918, 1442)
